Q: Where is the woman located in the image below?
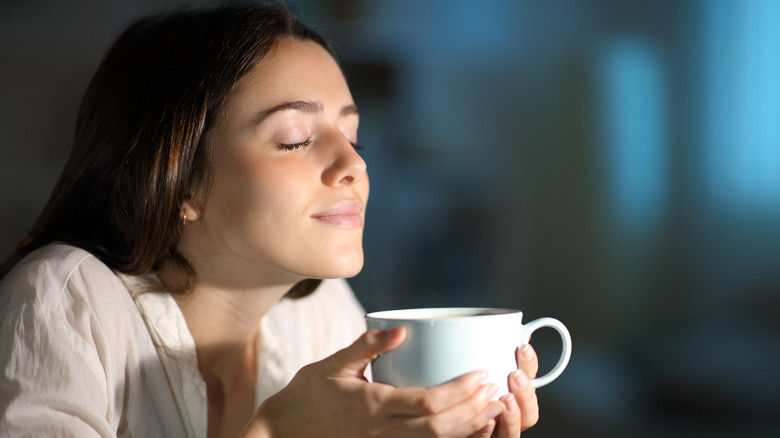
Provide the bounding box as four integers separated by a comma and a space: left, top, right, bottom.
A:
0, 2, 539, 437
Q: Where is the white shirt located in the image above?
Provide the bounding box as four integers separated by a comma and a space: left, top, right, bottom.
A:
0, 244, 367, 437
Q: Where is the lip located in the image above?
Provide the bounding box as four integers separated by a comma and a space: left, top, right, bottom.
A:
311, 200, 364, 229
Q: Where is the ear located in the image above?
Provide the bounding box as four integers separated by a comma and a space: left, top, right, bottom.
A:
180, 199, 202, 222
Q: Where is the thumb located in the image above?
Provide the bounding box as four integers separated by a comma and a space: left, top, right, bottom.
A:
324, 327, 407, 378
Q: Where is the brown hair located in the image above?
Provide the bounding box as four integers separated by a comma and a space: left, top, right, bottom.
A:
1, 2, 332, 297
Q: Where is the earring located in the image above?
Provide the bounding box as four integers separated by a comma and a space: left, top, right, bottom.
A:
182, 211, 187, 226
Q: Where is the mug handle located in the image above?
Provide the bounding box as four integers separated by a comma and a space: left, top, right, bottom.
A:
521, 317, 572, 388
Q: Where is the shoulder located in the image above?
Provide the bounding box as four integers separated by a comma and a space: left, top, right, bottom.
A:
0, 243, 141, 353
0, 243, 123, 313
0, 244, 156, 435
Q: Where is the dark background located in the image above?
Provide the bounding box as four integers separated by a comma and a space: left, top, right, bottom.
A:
2, 0, 779, 436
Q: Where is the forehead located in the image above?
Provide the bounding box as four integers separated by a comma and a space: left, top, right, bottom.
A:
230, 37, 351, 105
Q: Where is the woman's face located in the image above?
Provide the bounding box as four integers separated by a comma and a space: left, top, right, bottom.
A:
185, 38, 368, 287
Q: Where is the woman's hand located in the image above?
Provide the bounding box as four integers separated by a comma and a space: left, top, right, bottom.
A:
243, 328, 507, 437
476, 344, 540, 437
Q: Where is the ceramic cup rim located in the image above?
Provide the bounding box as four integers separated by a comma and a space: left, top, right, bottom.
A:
365, 307, 521, 321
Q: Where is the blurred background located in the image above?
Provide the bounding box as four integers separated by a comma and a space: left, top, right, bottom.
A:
1, 0, 779, 436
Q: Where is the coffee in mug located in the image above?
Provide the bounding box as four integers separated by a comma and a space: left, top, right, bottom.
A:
365, 307, 572, 395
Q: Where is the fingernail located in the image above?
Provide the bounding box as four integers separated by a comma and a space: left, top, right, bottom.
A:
486, 403, 503, 420
512, 370, 529, 390
470, 371, 489, 385
521, 344, 534, 361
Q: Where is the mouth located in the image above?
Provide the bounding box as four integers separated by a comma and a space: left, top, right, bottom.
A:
311, 200, 364, 229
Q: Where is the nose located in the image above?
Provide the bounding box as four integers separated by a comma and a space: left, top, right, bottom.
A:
321, 133, 367, 187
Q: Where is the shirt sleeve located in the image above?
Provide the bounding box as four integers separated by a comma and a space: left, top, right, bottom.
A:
0, 254, 119, 437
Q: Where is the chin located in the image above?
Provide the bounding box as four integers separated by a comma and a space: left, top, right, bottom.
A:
337, 264, 364, 279
314, 253, 364, 279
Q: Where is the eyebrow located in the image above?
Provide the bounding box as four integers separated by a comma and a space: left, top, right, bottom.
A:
251, 100, 359, 125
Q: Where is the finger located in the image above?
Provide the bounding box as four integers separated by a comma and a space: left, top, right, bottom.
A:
470, 419, 495, 438
443, 398, 504, 437
495, 393, 521, 438
323, 328, 407, 378
379, 370, 488, 416
515, 344, 539, 379
401, 385, 504, 437
508, 369, 539, 430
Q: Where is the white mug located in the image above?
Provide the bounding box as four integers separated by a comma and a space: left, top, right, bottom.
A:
365, 307, 572, 396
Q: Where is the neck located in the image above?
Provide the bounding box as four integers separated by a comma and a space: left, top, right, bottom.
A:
173, 279, 292, 378
159, 261, 297, 438
157, 258, 296, 383
163, 229, 306, 438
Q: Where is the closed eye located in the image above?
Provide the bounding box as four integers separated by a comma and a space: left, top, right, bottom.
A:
351, 142, 364, 150
278, 138, 313, 151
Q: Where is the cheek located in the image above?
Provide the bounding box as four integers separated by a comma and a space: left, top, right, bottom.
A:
235, 158, 317, 228
205, 144, 321, 234
254, 157, 311, 199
